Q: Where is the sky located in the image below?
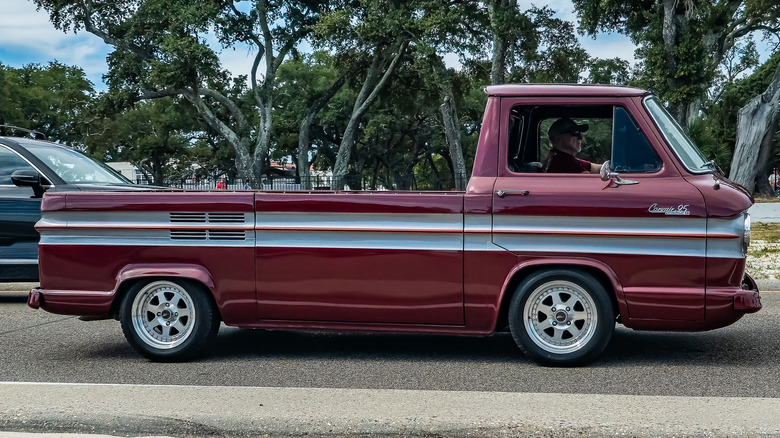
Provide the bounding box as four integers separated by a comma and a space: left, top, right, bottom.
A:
0, 0, 771, 91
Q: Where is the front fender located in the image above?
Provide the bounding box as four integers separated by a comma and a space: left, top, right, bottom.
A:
493, 257, 628, 329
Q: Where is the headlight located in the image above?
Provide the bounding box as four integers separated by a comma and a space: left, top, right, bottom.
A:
743, 213, 751, 255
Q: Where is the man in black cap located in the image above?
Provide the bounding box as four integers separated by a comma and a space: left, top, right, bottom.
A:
542, 118, 603, 174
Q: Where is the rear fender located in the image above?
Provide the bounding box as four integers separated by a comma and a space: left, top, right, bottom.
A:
111, 263, 216, 315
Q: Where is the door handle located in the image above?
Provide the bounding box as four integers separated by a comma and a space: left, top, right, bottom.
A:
496, 189, 529, 197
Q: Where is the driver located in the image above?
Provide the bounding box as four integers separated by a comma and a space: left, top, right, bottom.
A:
542, 118, 603, 174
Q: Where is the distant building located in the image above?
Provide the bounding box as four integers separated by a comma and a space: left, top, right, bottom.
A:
107, 162, 147, 184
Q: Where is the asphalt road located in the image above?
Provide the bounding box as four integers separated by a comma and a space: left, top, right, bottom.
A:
1, 291, 779, 437
0, 291, 778, 395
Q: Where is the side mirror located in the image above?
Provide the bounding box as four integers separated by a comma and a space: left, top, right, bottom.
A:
11, 169, 48, 198
599, 161, 639, 187
599, 160, 613, 181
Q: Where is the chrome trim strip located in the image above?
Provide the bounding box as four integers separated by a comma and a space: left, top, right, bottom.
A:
256, 212, 463, 233
706, 216, 747, 259
37, 211, 254, 231
36, 210, 745, 258
0, 259, 38, 264
256, 230, 463, 251
492, 215, 707, 238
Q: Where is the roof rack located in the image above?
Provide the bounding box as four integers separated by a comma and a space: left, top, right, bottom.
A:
0, 125, 47, 140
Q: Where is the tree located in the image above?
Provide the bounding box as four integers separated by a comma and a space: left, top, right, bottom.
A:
80, 96, 207, 185
729, 58, 780, 194
274, 52, 353, 189
586, 58, 631, 84
573, 0, 780, 127
315, 0, 417, 188
0, 62, 94, 143
33, 0, 324, 183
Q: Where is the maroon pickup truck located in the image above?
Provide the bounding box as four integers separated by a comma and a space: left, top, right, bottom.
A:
28, 84, 761, 366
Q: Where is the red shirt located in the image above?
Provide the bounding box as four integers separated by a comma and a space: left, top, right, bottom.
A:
543, 149, 591, 173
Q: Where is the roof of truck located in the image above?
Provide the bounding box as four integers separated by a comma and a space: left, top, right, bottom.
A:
484, 84, 650, 97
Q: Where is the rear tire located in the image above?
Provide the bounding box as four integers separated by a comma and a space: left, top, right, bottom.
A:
119, 279, 219, 362
509, 269, 614, 366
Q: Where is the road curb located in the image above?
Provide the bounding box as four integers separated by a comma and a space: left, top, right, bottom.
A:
1, 383, 780, 437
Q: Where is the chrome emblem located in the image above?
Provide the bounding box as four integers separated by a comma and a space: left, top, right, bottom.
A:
648, 203, 690, 216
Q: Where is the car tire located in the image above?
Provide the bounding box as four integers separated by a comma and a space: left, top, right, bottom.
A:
119, 279, 220, 362
508, 269, 614, 366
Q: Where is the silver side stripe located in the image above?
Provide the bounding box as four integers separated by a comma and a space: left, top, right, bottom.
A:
36, 211, 746, 258
707, 216, 748, 258
37, 211, 254, 230
256, 212, 464, 233
256, 230, 463, 251
492, 215, 709, 238
39, 229, 254, 247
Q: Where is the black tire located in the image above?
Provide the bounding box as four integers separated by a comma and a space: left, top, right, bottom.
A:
508, 269, 615, 366
119, 278, 220, 362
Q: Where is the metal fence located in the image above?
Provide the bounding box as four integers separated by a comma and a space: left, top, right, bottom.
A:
164, 173, 468, 191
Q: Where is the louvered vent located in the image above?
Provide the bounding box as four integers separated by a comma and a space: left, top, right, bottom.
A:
209, 230, 246, 240
169, 212, 244, 223
170, 230, 246, 241
208, 212, 245, 223
171, 230, 208, 240
170, 212, 207, 223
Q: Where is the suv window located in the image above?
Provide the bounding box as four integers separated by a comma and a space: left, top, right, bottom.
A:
0, 146, 35, 185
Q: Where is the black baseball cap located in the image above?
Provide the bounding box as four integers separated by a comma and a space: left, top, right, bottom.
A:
548, 118, 589, 139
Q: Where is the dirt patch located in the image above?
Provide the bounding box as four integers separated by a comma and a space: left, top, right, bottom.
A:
747, 222, 780, 280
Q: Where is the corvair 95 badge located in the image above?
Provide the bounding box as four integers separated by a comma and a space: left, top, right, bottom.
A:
648, 203, 691, 216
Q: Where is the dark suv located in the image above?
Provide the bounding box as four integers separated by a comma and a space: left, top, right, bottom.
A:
0, 134, 159, 281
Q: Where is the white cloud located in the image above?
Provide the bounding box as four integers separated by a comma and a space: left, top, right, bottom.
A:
0, 0, 110, 86
580, 34, 638, 65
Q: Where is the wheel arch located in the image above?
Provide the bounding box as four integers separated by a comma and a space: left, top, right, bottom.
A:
493, 259, 625, 332
109, 264, 220, 321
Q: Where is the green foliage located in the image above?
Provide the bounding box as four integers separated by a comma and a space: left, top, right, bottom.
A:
573, 0, 780, 124
0, 61, 94, 143
586, 58, 630, 85
19, 0, 776, 190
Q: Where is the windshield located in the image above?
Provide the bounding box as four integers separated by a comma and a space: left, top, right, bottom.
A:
643, 96, 711, 173
21, 141, 131, 184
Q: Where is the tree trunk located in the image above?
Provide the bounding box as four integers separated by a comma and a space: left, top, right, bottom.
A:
729, 62, 780, 194
297, 74, 350, 189
332, 41, 408, 189
488, 0, 511, 85
181, 89, 255, 182
440, 90, 468, 190
253, 96, 273, 184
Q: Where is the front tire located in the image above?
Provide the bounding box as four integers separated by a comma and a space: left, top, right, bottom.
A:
509, 269, 614, 366
120, 279, 220, 362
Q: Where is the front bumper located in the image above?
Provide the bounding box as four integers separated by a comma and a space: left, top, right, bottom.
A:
735, 274, 761, 313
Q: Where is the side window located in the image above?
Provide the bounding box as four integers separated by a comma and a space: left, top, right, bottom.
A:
611, 107, 661, 173
0, 146, 34, 185
508, 105, 612, 174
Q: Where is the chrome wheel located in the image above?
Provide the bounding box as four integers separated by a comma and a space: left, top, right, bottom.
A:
523, 280, 597, 355
130, 280, 196, 350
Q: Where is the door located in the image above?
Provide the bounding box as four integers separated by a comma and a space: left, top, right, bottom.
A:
0, 145, 42, 280
493, 101, 707, 321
